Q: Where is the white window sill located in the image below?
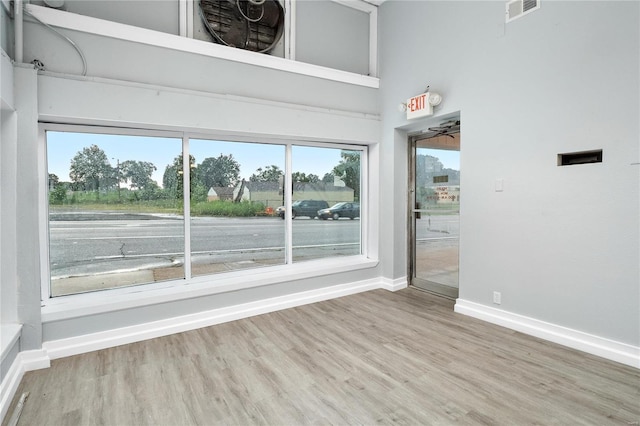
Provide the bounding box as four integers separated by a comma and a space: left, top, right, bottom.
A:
24, 4, 379, 89
41, 256, 378, 323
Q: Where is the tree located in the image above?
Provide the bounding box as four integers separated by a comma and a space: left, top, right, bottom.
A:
69, 144, 113, 197
120, 160, 157, 190
292, 172, 320, 183
322, 173, 335, 183
198, 154, 241, 189
162, 154, 196, 199
250, 165, 283, 182
48, 173, 59, 191
333, 151, 361, 200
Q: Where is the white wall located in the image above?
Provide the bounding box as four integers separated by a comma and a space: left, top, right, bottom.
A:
378, 1, 639, 346
14, 66, 42, 351
296, 1, 370, 75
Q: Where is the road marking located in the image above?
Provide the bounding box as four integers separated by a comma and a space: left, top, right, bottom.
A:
417, 237, 458, 242
75, 236, 182, 240
92, 242, 360, 260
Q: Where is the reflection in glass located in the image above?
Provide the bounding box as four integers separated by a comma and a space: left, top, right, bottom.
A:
47, 131, 184, 296
291, 146, 362, 262
414, 147, 460, 290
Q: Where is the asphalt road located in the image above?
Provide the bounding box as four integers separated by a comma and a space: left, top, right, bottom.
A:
48, 211, 459, 279
49, 212, 362, 278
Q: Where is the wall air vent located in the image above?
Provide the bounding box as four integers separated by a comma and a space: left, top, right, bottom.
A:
506, 0, 540, 23
558, 150, 603, 166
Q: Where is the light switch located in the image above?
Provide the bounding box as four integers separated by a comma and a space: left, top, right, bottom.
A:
495, 179, 504, 192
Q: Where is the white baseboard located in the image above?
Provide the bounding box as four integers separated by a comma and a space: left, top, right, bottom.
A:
455, 299, 640, 369
380, 276, 408, 292
3, 278, 396, 420
0, 350, 49, 422
43, 278, 385, 360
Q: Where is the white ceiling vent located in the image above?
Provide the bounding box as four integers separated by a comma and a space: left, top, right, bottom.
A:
506, 0, 540, 23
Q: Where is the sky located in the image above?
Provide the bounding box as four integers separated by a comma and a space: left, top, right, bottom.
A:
47, 131, 460, 187
47, 132, 348, 186
419, 148, 460, 171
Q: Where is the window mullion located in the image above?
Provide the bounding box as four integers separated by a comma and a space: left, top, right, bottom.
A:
183, 135, 192, 280
285, 143, 293, 264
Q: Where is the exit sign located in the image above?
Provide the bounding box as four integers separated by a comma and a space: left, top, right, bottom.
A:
406, 92, 440, 120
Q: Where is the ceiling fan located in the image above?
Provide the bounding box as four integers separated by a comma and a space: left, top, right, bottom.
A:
199, 0, 285, 54
427, 120, 461, 138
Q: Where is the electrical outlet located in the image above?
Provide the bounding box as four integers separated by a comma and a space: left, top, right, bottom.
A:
493, 291, 502, 305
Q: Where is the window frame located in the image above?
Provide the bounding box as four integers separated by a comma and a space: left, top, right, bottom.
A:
39, 123, 373, 317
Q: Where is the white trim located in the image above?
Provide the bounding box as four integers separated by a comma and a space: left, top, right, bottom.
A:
0, 325, 21, 363
24, 4, 379, 89
0, 354, 23, 422
0, 350, 49, 422
379, 276, 408, 292
284, 0, 295, 60
42, 256, 378, 322
284, 144, 293, 264
455, 299, 640, 369
178, 0, 187, 37
43, 279, 384, 360
182, 135, 192, 279
368, 7, 378, 77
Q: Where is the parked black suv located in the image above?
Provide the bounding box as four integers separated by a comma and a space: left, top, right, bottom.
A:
277, 200, 328, 219
318, 202, 360, 220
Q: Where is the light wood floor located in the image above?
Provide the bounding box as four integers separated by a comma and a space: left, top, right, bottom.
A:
4, 288, 640, 425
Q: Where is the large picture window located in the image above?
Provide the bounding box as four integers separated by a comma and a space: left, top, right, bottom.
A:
291, 146, 362, 262
189, 139, 286, 277
45, 128, 366, 298
47, 131, 184, 296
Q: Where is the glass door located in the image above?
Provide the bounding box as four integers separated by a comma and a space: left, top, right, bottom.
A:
409, 132, 460, 298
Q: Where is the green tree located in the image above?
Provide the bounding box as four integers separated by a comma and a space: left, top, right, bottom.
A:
48, 173, 59, 191
198, 154, 241, 189
322, 172, 335, 183
120, 160, 157, 190
333, 151, 361, 200
250, 165, 283, 182
292, 172, 320, 183
69, 144, 113, 198
162, 154, 196, 199
48, 174, 67, 204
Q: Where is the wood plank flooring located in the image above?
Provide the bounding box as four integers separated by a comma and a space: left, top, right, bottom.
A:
4, 288, 640, 425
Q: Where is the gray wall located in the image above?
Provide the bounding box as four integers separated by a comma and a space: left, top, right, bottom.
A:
296, 1, 370, 75
28, 0, 368, 74
31, 0, 180, 35
378, 1, 639, 345
23, 21, 377, 115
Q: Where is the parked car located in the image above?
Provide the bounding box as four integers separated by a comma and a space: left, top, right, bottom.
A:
277, 200, 328, 219
318, 202, 360, 220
